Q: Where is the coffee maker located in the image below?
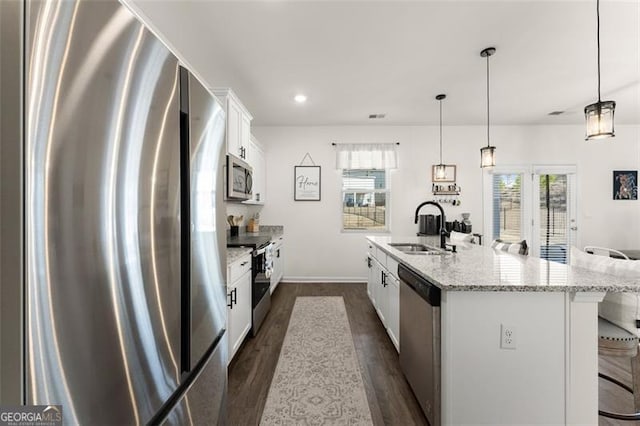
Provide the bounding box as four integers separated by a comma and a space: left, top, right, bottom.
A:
418, 214, 441, 235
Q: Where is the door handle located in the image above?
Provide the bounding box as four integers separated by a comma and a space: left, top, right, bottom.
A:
232, 288, 237, 306
227, 291, 233, 309
367, 257, 371, 268
570, 226, 577, 231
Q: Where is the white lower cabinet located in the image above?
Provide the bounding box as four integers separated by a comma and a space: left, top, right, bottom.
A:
387, 274, 400, 351
366, 256, 375, 303
366, 243, 400, 352
227, 254, 252, 363
373, 259, 388, 325
270, 236, 284, 294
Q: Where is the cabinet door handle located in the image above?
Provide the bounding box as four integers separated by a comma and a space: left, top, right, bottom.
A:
231, 288, 237, 306
277, 249, 280, 258
382, 272, 387, 287
367, 257, 372, 268
240, 261, 248, 266
227, 291, 233, 309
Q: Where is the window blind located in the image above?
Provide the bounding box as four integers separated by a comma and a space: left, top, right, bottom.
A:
538, 174, 569, 264
492, 174, 522, 242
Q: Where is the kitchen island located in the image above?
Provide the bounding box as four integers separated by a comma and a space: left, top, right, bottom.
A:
367, 235, 638, 426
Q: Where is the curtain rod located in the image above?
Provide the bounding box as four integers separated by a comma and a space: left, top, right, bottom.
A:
331, 142, 400, 146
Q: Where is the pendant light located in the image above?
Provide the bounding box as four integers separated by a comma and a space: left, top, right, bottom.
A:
433, 94, 448, 181
480, 47, 497, 169
584, 0, 615, 140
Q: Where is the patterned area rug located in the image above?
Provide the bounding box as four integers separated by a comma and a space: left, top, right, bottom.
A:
260, 296, 373, 425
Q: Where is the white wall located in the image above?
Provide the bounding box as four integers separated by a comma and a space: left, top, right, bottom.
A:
225, 202, 262, 232
254, 124, 640, 281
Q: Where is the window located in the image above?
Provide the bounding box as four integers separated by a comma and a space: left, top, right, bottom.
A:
342, 169, 389, 231
491, 173, 523, 242
532, 167, 576, 264
484, 165, 577, 264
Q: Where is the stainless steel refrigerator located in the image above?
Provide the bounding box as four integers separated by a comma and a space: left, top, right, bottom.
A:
0, 0, 228, 424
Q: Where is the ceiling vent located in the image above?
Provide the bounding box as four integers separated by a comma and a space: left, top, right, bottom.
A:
548, 111, 565, 116
368, 113, 386, 119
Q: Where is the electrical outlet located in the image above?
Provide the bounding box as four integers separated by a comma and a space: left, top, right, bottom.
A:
500, 324, 516, 349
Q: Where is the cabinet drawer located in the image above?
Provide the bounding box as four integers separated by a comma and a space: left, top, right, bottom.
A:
386, 256, 399, 280
229, 254, 251, 283
366, 240, 377, 259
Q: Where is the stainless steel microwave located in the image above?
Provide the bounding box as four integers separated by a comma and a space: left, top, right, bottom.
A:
227, 154, 253, 200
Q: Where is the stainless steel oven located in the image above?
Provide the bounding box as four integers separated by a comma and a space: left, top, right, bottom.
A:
227, 154, 252, 200
251, 242, 273, 335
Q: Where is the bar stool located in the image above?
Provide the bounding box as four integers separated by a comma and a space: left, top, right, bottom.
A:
598, 317, 640, 421
571, 246, 640, 420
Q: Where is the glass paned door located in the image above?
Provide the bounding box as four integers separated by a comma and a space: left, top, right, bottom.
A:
491, 174, 523, 242
532, 168, 577, 263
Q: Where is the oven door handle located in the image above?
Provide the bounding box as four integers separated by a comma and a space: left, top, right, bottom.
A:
254, 243, 273, 256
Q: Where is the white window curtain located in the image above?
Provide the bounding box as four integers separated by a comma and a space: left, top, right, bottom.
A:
335, 143, 398, 170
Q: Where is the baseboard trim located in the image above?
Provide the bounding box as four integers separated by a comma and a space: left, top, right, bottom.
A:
281, 276, 367, 284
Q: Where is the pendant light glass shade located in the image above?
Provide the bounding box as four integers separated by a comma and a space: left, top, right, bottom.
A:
433, 94, 448, 182
480, 145, 496, 168
585, 100, 615, 139
434, 164, 447, 180
480, 47, 497, 169
584, 0, 615, 140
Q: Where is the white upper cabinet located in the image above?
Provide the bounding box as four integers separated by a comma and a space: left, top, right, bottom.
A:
212, 88, 252, 161
243, 135, 266, 205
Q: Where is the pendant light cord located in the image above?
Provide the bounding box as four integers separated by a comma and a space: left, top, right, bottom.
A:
439, 98, 443, 164
486, 53, 490, 148
597, 0, 601, 102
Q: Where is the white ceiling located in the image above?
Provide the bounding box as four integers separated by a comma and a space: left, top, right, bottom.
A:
128, 0, 640, 126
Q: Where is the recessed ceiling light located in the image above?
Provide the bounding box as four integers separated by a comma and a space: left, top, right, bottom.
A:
294, 94, 307, 103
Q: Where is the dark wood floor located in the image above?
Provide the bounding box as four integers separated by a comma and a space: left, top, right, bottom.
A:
228, 282, 428, 426
228, 282, 638, 425
600, 355, 640, 426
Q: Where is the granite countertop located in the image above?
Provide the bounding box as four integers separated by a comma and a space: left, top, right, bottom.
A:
367, 235, 640, 293
227, 247, 252, 265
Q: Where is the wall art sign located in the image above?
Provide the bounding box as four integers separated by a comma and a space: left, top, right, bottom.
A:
294, 166, 321, 201
613, 170, 638, 200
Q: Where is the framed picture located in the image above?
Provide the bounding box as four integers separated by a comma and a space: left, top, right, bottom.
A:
613, 170, 638, 200
294, 166, 321, 201
432, 164, 456, 182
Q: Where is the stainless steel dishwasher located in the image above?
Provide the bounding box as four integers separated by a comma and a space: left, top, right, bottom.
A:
399, 263, 441, 426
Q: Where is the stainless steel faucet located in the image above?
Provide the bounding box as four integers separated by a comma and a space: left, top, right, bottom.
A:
414, 201, 449, 249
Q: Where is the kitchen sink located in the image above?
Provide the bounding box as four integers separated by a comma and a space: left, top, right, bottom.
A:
389, 243, 449, 255
389, 243, 430, 251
